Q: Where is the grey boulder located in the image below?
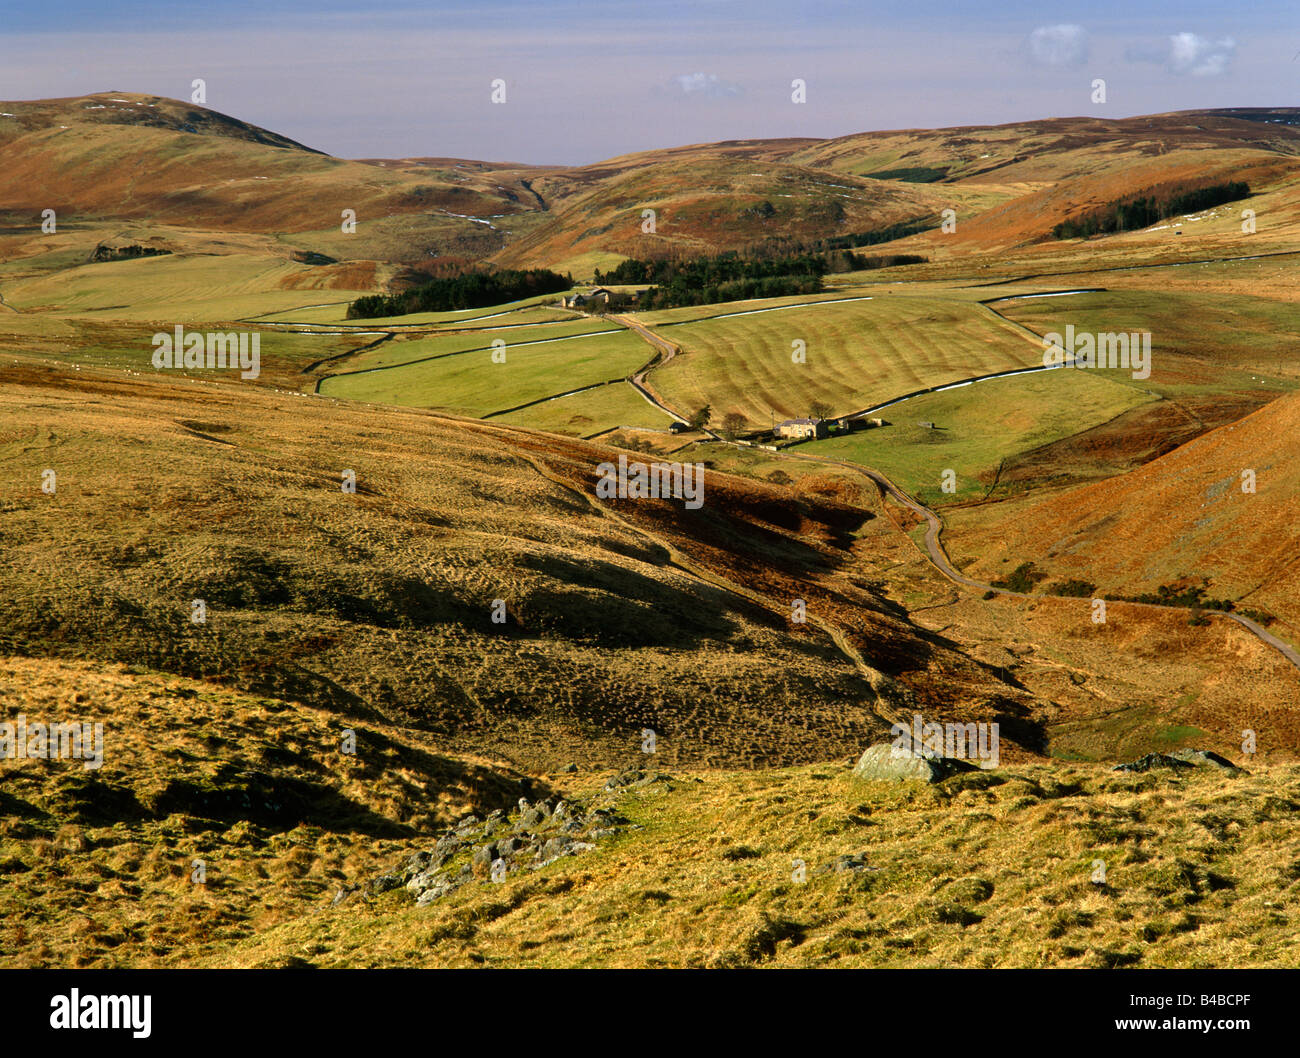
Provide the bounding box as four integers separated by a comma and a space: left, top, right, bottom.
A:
851, 742, 979, 784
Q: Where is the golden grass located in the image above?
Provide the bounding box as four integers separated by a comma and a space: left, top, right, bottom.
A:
203, 758, 1300, 968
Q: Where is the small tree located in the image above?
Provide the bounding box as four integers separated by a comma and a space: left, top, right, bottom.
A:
721, 412, 747, 439
689, 404, 712, 430
809, 400, 834, 421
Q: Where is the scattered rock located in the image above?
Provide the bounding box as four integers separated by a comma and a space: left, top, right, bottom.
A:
1169, 748, 1243, 772
367, 790, 631, 907
604, 769, 674, 791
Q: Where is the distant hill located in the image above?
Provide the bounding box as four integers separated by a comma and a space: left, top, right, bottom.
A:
4, 95, 1298, 275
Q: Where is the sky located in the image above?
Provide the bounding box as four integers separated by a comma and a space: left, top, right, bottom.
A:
0, 0, 1294, 164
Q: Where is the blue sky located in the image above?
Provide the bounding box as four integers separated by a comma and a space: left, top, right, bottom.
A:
0, 0, 1294, 163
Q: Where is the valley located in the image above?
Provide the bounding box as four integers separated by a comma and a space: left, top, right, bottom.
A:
3, 90, 1300, 970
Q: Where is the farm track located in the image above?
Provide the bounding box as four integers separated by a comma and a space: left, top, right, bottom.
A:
616, 305, 1300, 676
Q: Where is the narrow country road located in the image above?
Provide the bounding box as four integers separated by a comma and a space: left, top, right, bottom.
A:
611, 313, 690, 425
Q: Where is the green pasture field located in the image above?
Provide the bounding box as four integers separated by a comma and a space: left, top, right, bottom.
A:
317, 328, 652, 415
495, 381, 673, 436
805, 368, 1154, 505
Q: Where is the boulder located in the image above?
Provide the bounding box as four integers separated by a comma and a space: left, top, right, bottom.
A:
851, 742, 978, 784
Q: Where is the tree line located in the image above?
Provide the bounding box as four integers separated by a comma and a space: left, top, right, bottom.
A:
346, 268, 573, 319
1053, 181, 1250, 240
594, 252, 827, 310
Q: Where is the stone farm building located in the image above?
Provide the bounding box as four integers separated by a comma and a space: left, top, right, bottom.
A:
775, 418, 829, 440
562, 287, 614, 309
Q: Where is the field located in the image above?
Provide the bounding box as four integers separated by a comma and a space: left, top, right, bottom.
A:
0, 250, 378, 321
805, 368, 1155, 506
643, 292, 1045, 427
317, 326, 650, 414
495, 382, 673, 436
992, 288, 1300, 396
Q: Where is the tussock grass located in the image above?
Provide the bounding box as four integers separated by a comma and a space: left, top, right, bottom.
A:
198, 758, 1300, 968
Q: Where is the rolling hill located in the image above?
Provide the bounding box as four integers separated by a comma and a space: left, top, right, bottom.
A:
6, 93, 1299, 287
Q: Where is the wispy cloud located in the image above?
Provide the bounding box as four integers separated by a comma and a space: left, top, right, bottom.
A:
1026, 24, 1088, 67
1127, 32, 1237, 76
673, 73, 743, 98
1168, 32, 1236, 76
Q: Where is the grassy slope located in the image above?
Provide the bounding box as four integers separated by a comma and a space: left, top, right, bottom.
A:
3, 359, 963, 773
213, 758, 1300, 969
0, 655, 535, 969
946, 386, 1300, 638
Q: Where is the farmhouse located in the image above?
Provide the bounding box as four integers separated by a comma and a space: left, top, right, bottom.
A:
561, 287, 615, 309
775, 418, 828, 440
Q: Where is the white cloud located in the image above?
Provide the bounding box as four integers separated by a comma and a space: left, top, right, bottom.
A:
1027, 24, 1088, 67
1167, 32, 1236, 76
673, 72, 742, 98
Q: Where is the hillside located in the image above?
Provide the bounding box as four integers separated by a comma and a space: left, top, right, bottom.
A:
0, 92, 541, 267
950, 388, 1300, 639
5, 659, 1297, 970
4, 91, 1300, 975
2, 355, 1031, 771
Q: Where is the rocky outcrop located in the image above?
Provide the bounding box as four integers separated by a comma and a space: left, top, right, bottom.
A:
1113, 748, 1244, 775
344, 786, 655, 908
